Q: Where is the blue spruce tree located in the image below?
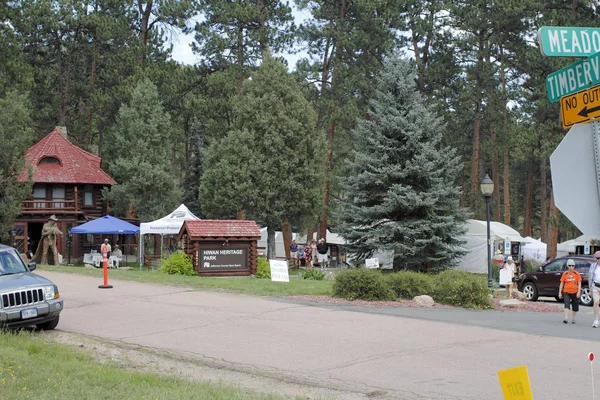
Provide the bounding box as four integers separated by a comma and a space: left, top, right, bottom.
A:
336, 57, 467, 271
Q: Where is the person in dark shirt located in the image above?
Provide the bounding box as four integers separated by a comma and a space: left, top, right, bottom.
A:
316, 238, 328, 269
289, 239, 299, 268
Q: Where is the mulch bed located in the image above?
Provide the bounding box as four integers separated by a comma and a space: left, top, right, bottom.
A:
286, 295, 562, 312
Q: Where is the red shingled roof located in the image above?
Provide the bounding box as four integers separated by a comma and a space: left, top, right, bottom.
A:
18, 129, 116, 185
182, 220, 261, 239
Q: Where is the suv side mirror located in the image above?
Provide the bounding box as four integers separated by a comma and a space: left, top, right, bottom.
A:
28, 261, 37, 271
539, 266, 543, 271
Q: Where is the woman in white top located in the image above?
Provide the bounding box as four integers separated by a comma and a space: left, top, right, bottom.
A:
500, 256, 516, 298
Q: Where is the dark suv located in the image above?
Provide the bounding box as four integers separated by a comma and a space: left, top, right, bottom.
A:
0, 244, 63, 329
517, 255, 595, 306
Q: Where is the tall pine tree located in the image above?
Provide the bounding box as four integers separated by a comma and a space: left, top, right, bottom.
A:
335, 57, 467, 271
103, 79, 182, 221
199, 55, 326, 258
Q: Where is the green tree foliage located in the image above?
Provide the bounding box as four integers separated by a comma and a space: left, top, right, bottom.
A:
103, 79, 182, 221
335, 58, 467, 271
194, 0, 295, 83
199, 55, 326, 257
0, 92, 35, 243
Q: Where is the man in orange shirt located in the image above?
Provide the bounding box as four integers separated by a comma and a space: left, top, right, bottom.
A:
558, 259, 582, 324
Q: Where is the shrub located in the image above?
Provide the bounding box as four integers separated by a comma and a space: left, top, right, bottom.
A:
386, 271, 434, 299
159, 252, 195, 276
430, 270, 491, 309
256, 258, 271, 279
301, 268, 325, 280
332, 268, 395, 301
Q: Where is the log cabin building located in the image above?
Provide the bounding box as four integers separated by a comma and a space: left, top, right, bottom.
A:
11, 127, 117, 261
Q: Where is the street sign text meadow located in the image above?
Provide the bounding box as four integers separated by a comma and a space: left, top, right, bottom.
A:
539, 27, 600, 57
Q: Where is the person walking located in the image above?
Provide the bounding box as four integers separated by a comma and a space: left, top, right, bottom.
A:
289, 239, 299, 268
316, 238, 328, 269
500, 256, 517, 298
589, 251, 600, 327
558, 259, 582, 324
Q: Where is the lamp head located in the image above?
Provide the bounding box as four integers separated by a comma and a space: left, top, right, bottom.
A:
480, 174, 494, 196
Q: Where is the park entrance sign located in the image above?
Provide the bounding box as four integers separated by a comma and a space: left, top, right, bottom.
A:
538, 27, 600, 57
550, 122, 600, 236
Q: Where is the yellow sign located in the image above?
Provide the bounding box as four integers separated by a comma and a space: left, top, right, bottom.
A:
497, 365, 533, 400
561, 85, 600, 128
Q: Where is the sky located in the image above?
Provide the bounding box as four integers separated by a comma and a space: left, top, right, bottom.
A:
168, 2, 311, 69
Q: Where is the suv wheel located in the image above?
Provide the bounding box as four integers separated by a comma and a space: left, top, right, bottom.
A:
522, 282, 539, 301
581, 286, 593, 307
36, 316, 59, 331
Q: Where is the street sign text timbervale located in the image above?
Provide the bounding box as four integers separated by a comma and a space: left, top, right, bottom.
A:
560, 84, 600, 128
546, 51, 600, 103
538, 26, 600, 57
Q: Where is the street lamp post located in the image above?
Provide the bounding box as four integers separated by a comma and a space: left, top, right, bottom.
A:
480, 174, 494, 288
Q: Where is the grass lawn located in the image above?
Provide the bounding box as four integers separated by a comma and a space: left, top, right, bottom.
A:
0, 331, 284, 400
36, 264, 334, 297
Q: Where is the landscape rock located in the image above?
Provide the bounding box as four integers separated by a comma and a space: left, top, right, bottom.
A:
511, 291, 527, 301
499, 299, 524, 308
119, 266, 134, 271
413, 295, 435, 307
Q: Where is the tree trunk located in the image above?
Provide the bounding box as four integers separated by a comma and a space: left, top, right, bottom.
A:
318, 0, 346, 241
503, 147, 510, 225
267, 226, 276, 260
523, 165, 534, 236
540, 166, 548, 243
491, 126, 501, 221
281, 219, 292, 259
257, 0, 267, 57
139, 1, 152, 72
547, 189, 559, 259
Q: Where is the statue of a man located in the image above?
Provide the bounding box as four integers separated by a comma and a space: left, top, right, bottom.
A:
34, 215, 63, 265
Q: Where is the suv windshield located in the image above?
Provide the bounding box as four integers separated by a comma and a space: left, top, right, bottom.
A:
0, 250, 28, 276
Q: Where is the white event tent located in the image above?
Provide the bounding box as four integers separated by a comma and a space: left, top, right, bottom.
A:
557, 235, 600, 257
455, 219, 530, 274
138, 204, 200, 269
521, 237, 547, 264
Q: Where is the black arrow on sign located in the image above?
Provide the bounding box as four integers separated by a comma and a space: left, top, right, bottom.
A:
578, 105, 600, 117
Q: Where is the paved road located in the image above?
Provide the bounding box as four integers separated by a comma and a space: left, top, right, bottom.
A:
37, 271, 600, 399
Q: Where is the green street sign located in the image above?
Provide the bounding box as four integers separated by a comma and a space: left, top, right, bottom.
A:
546, 51, 600, 103
539, 26, 600, 57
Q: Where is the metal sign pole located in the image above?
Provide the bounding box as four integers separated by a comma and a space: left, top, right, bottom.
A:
593, 120, 600, 204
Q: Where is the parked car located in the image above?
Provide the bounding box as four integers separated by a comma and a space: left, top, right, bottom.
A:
517, 255, 595, 306
0, 244, 63, 329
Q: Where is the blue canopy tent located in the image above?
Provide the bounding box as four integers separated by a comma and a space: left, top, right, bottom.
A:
71, 215, 140, 234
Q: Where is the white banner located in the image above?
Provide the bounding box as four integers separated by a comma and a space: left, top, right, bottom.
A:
365, 258, 379, 269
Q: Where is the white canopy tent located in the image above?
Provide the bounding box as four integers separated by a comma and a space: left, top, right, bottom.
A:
557, 235, 600, 257
454, 220, 530, 274
258, 228, 347, 259
138, 204, 200, 269
521, 237, 547, 264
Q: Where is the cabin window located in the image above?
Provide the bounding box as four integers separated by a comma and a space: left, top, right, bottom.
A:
33, 185, 46, 208
84, 185, 94, 207
52, 185, 65, 209
39, 156, 61, 165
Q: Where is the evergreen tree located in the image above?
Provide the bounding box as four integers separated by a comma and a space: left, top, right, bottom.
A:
0, 92, 35, 243
199, 55, 326, 258
103, 79, 182, 221
335, 58, 467, 271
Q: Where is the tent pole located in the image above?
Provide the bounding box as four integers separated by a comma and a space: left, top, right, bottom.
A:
139, 234, 143, 271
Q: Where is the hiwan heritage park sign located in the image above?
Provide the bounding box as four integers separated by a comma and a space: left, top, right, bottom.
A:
178, 219, 261, 276
541, 26, 600, 235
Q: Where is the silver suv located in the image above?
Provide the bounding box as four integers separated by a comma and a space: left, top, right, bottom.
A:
0, 244, 63, 329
